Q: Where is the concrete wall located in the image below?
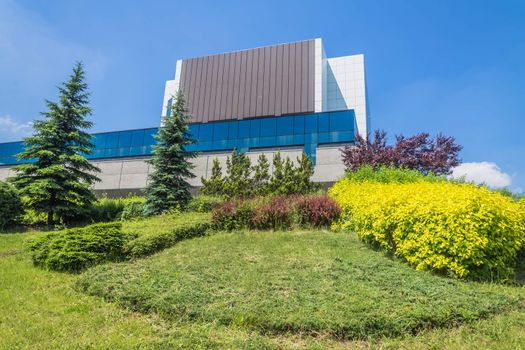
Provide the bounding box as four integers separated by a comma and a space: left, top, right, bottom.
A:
0, 146, 348, 196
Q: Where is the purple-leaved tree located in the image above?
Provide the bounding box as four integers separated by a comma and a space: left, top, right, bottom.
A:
341, 130, 462, 175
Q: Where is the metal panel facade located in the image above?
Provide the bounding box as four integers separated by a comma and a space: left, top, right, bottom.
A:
179, 40, 315, 123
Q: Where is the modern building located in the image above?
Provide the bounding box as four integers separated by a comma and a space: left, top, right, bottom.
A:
0, 38, 369, 196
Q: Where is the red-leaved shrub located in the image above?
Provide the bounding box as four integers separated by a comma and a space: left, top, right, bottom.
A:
252, 195, 295, 230
212, 194, 340, 231
295, 195, 341, 228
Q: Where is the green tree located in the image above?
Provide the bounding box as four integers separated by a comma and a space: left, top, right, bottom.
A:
10, 62, 100, 225
223, 149, 251, 198
295, 152, 318, 194
268, 152, 285, 195
201, 158, 224, 196
252, 154, 270, 195
143, 90, 197, 215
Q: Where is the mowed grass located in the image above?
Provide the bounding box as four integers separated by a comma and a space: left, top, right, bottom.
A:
2, 217, 525, 349
78, 230, 520, 340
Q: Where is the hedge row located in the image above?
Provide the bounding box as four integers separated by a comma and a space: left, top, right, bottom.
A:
330, 178, 525, 281
211, 195, 341, 231
29, 215, 210, 272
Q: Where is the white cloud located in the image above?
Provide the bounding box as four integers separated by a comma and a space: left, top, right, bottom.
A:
451, 162, 512, 188
0, 115, 33, 136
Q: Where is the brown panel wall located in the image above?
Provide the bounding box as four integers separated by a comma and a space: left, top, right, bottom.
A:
179, 39, 315, 123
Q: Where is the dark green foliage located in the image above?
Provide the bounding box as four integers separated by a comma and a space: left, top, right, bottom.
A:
222, 150, 252, 198
9, 62, 100, 225
29, 222, 128, 272
87, 196, 145, 223
144, 90, 196, 215
187, 195, 223, 212
200, 158, 224, 196
295, 152, 319, 194
251, 154, 270, 195
0, 181, 23, 231
77, 231, 517, 340
124, 222, 209, 258
89, 197, 126, 223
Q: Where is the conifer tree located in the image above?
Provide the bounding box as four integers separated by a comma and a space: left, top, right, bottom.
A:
252, 154, 270, 195
281, 157, 297, 195
268, 152, 285, 195
143, 90, 196, 215
201, 158, 224, 196
295, 152, 318, 194
222, 149, 251, 198
10, 62, 100, 225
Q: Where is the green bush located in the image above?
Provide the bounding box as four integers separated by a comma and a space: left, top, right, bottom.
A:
187, 195, 223, 212
120, 196, 146, 221
346, 165, 445, 183
29, 222, 130, 272
125, 222, 209, 258
89, 197, 126, 222
0, 181, 23, 231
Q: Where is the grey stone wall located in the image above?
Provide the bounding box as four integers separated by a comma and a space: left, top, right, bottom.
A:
0, 146, 347, 196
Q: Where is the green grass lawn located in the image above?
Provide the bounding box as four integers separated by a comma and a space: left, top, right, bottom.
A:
2, 217, 525, 349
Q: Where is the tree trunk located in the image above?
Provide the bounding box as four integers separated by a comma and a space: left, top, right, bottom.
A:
47, 211, 53, 226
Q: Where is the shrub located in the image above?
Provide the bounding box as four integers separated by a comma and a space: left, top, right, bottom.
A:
0, 181, 23, 231
212, 194, 341, 231
341, 129, 462, 175
252, 196, 295, 230
29, 222, 129, 272
187, 195, 223, 212
295, 195, 341, 228
120, 196, 146, 221
124, 222, 209, 258
330, 178, 525, 281
211, 201, 254, 231
346, 165, 444, 184
89, 197, 126, 222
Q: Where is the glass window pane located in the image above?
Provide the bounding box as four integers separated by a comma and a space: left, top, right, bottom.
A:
105, 133, 119, 149
260, 118, 276, 137
238, 120, 250, 138
318, 113, 329, 133
305, 114, 317, 133
250, 119, 260, 138
213, 122, 229, 141
294, 115, 305, 134
277, 116, 294, 136
188, 124, 200, 139
228, 121, 238, 140
199, 124, 213, 141
130, 130, 145, 147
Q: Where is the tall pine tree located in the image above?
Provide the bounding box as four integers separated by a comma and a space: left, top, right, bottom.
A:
252, 154, 270, 195
10, 62, 100, 225
144, 90, 196, 215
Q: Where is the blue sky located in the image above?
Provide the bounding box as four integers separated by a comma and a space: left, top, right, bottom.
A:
0, 0, 524, 192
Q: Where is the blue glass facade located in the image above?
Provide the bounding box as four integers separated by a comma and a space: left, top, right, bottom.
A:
0, 110, 354, 166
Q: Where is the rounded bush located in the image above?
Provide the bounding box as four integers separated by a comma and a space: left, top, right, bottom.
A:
0, 181, 23, 231
330, 178, 525, 280
295, 195, 341, 228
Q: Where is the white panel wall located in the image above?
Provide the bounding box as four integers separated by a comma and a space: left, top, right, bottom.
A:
325, 54, 368, 139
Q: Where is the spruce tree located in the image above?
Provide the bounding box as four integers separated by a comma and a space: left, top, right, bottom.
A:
201, 158, 224, 196
295, 152, 318, 194
252, 154, 270, 195
9, 62, 100, 225
222, 149, 251, 198
143, 90, 196, 215
268, 152, 285, 195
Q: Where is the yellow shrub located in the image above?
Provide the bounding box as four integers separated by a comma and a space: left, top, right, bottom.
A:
329, 179, 525, 280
